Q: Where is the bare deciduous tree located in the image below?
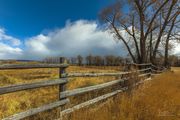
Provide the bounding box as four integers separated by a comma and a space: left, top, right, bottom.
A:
77, 55, 83, 66
100, 0, 179, 65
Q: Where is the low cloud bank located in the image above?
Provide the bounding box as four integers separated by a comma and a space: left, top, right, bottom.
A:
21, 20, 125, 60
0, 20, 179, 60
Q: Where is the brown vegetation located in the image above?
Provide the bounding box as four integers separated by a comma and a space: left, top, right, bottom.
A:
0, 66, 121, 119
65, 68, 180, 120
0, 66, 179, 120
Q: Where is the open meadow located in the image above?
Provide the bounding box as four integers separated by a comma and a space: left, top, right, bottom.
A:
0, 65, 122, 119
0, 0, 179, 120
0, 65, 179, 120
66, 67, 180, 120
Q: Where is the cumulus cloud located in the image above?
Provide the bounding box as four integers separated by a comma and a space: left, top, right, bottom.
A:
0, 43, 22, 59
0, 28, 21, 46
21, 20, 124, 60
0, 28, 23, 59
0, 20, 179, 60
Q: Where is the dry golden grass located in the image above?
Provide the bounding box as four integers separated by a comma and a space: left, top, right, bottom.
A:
0, 66, 179, 120
0, 65, 121, 119
67, 68, 180, 120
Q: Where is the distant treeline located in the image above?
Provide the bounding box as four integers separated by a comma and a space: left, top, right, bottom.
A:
43, 54, 180, 67
43, 55, 131, 66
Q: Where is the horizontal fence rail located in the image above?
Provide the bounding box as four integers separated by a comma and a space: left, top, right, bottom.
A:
60, 89, 127, 117
3, 99, 69, 120
60, 79, 126, 99
138, 73, 151, 77
131, 63, 152, 66
0, 63, 167, 120
59, 77, 153, 118
0, 78, 68, 95
137, 68, 151, 72
67, 72, 130, 77
0, 64, 68, 70
67, 68, 152, 78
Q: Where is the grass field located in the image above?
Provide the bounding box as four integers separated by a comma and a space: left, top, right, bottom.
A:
66, 68, 180, 120
0, 66, 179, 120
0, 65, 121, 119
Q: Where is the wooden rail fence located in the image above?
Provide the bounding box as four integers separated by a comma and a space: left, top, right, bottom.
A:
0, 63, 166, 120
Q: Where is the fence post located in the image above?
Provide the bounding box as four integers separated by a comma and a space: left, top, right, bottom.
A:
148, 64, 152, 78
58, 65, 68, 120
59, 66, 67, 100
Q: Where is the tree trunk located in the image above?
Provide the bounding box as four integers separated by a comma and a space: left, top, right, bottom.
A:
150, 31, 153, 63
164, 14, 178, 67
164, 39, 170, 67
152, 0, 176, 61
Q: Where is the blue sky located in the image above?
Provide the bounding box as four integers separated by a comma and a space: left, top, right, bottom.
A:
0, 0, 128, 60
0, 0, 179, 60
0, 0, 115, 39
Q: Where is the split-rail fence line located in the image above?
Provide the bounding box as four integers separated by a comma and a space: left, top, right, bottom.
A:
0, 63, 166, 120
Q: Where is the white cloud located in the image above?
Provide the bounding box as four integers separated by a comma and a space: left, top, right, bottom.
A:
174, 43, 180, 55
0, 43, 23, 59
0, 20, 179, 60
0, 28, 23, 59
0, 28, 21, 46
21, 20, 124, 60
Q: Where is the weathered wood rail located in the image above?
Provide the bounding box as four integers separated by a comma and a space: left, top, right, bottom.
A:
0, 64, 68, 70
0, 63, 166, 120
60, 79, 126, 99
0, 78, 68, 95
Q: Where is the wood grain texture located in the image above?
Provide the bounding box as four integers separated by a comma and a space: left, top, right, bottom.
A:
67, 72, 131, 77
60, 89, 125, 116
60, 79, 126, 99
3, 99, 69, 120
0, 64, 68, 70
0, 78, 68, 95
67, 68, 151, 77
